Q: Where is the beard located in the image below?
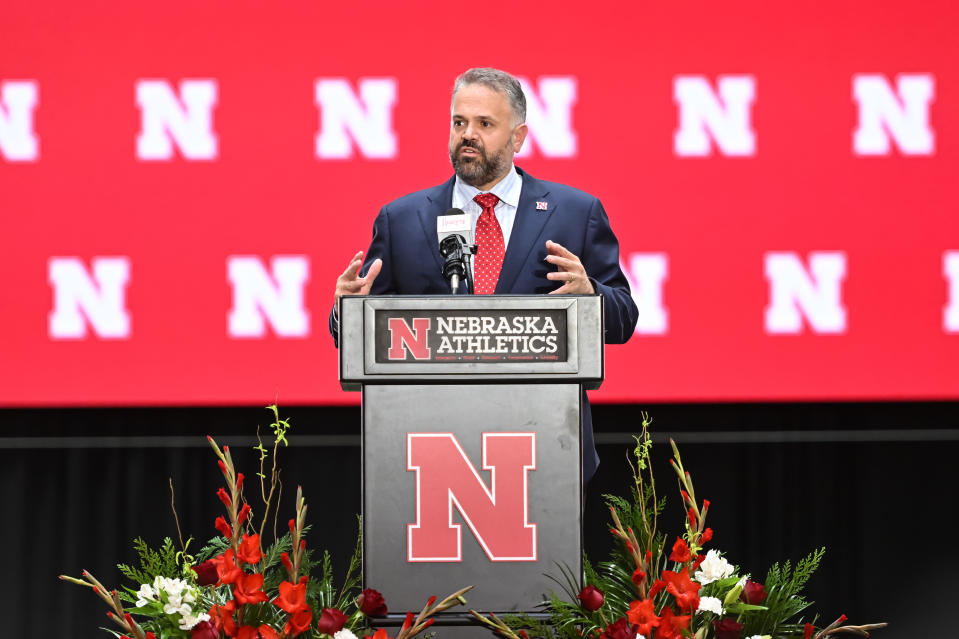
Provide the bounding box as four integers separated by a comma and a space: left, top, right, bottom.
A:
449, 139, 511, 188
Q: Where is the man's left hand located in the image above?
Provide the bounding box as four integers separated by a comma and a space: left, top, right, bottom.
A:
545, 240, 595, 294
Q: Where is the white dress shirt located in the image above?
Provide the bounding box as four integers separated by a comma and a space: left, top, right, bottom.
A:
452, 164, 523, 249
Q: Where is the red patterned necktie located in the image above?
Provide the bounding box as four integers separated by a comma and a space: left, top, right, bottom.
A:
473, 192, 504, 294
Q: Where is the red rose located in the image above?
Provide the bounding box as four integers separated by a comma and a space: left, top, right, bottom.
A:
191, 621, 218, 639
713, 617, 744, 639
284, 607, 313, 637
577, 585, 604, 612
316, 608, 349, 635
598, 617, 637, 639
192, 560, 219, 587
741, 579, 768, 605
358, 588, 388, 616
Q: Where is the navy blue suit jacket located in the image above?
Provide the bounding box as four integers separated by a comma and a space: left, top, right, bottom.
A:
330, 168, 638, 481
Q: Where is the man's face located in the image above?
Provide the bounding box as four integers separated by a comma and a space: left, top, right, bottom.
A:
448, 83, 528, 191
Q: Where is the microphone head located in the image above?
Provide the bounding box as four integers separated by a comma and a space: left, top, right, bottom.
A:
437, 207, 472, 249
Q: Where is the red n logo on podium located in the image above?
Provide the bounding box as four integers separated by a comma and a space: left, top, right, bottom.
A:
407, 433, 537, 562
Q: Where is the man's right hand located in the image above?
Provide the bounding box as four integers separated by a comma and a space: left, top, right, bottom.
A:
334, 251, 382, 307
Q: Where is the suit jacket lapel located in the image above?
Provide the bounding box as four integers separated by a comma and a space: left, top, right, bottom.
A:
496, 169, 553, 293
416, 176, 457, 275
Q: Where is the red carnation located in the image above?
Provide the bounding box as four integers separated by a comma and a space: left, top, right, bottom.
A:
713, 617, 744, 639
669, 537, 691, 563
741, 579, 768, 605
358, 588, 388, 616
316, 607, 349, 635
577, 585, 604, 612
191, 560, 219, 586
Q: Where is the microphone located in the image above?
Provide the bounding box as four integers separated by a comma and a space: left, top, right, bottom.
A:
437, 208, 473, 294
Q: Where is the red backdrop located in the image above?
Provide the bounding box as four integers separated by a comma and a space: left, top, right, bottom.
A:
2, 1, 957, 406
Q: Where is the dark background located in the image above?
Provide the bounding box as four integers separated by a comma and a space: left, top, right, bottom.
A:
3, 401, 955, 638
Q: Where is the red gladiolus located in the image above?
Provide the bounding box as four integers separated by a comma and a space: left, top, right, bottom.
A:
687, 507, 697, 530
577, 585, 604, 611
238, 625, 280, 639
401, 611, 415, 631
233, 572, 269, 605
648, 579, 666, 598
289, 519, 296, 537
669, 537, 691, 563
701, 528, 714, 543
626, 599, 661, 636
217, 460, 227, 475
191, 620, 218, 639
364, 629, 390, 639
212, 550, 243, 585
654, 608, 690, 639
191, 560, 219, 586
215, 516, 233, 539
281, 551, 294, 575
741, 579, 768, 605
237, 503, 251, 525
236, 472, 245, 491
209, 601, 237, 636
275, 576, 309, 613
218, 487, 232, 509
804, 623, 815, 639
631, 568, 645, 587
598, 617, 637, 639
316, 608, 349, 635
703, 499, 710, 510
285, 607, 313, 637
713, 617, 744, 639
238, 533, 262, 565
358, 588, 388, 616
661, 567, 701, 613
692, 554, 706, 571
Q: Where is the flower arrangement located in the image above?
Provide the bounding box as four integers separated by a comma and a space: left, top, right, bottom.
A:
471, 415, 887, 639
61, 405, 470, 639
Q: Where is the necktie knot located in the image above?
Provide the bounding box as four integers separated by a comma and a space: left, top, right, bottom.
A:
474, 193, 500, 210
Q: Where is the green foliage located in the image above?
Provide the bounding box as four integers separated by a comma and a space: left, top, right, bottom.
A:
743, 547, 825, 638
117, 537, 183, 586
194, 535, 230, 564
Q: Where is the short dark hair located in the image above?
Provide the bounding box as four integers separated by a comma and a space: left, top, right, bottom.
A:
452, 67, 526, 126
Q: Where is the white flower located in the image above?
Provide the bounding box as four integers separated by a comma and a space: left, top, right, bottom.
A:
635, 635, 647, 639
745, 636, 771, 639
135, 583, 156, 607
694, 549, 735, 585
335, 630, 359, 639
179, 611, 211, 630
696, 596, 724, 615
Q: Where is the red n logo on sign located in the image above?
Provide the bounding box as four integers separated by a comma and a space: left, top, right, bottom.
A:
388, 317, 431, 360
407, 433, 537, 562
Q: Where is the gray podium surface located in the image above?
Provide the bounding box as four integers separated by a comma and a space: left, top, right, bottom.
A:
339, 295, 603, 631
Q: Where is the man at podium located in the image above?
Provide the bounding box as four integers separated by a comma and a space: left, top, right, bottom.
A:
329, 67, 638, 482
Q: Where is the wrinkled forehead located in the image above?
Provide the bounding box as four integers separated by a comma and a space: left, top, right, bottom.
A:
450, 83, 519, 123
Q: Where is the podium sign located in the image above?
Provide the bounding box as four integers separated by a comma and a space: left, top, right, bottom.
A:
339, 295, 603, 616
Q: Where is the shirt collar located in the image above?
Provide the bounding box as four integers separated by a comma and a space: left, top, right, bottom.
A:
454, 164, 522, 208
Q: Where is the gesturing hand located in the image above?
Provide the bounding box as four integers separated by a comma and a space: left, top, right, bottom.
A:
334, 251, 382, 306
545, 240, 595, 294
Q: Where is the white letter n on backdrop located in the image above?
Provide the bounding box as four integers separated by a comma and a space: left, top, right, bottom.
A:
515, 77, 577, 158
853, 74, 934, 156
0, 80, 39, 161
315, 78, 398, 159
673, 75, 756, 157
764, 252, 847, 334
136, 79, 219, 160
48, 257, 132, 339
227, 256, 310, 338
944, 251, 959, 333
621, 252, 668, 335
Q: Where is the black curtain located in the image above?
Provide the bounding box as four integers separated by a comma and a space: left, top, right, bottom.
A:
3, 402, 955, 638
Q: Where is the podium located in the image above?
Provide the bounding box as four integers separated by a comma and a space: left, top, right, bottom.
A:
339, 295, 604, 628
